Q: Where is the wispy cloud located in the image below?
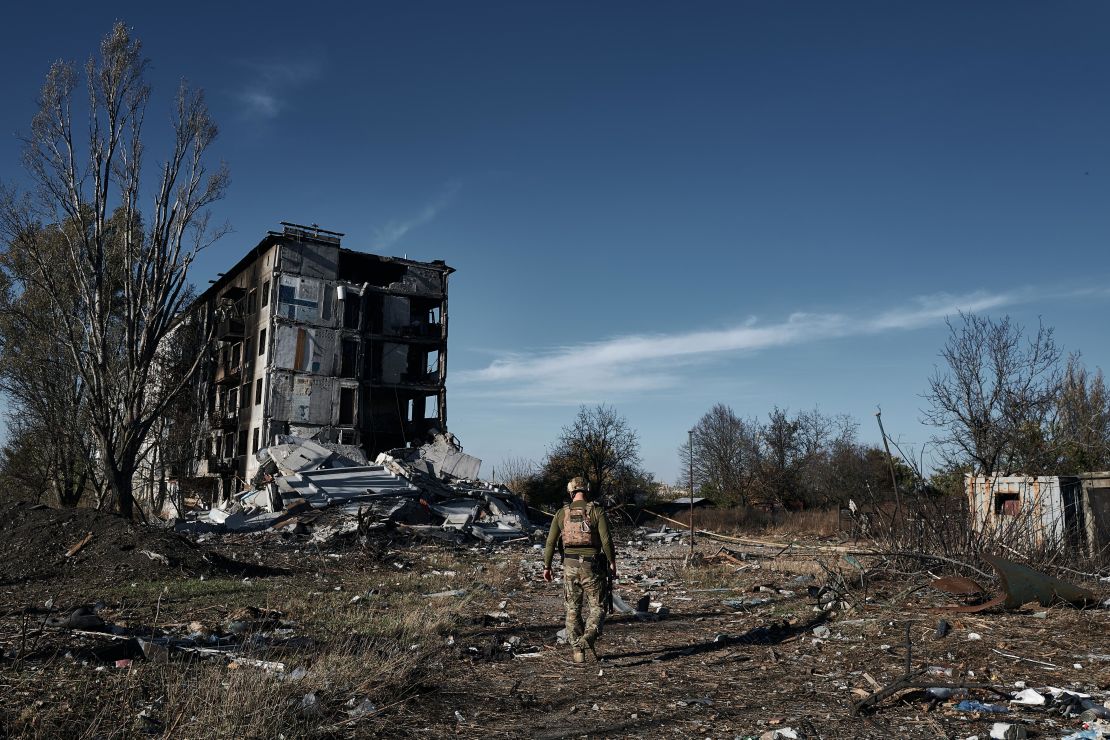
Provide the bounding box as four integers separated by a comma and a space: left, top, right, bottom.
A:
235, 58, 323, 119
375, 183, 461, 250
456, 290, 1021, 404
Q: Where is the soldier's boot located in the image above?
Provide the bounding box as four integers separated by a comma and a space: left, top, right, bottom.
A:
572, 648, 585, 664
584, 633, 599, 662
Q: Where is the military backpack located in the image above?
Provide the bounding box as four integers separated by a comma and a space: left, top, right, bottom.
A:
561, 503, 598, 548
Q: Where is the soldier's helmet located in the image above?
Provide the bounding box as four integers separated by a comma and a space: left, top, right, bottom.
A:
567, 477, 590, 496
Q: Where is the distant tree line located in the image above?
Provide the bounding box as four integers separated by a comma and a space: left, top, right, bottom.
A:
675, 404, 914, 510
502, 309, 1110, 515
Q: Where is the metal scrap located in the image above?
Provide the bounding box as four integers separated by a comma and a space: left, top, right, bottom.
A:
982, 554, 1098, 609
930, 575, 986, 596
936, 555, 1097, 612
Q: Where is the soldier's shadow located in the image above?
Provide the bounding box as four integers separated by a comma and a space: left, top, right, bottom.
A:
602, 613, 828, 667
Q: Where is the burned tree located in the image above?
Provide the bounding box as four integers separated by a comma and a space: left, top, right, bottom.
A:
0, 23, 227, 517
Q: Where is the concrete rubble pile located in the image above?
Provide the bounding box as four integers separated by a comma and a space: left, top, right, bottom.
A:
183, 432, 537, 544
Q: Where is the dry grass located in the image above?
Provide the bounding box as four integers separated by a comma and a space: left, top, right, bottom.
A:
0, 546, 507, 738
3, 630, 438, 739
668, 506, 844, 538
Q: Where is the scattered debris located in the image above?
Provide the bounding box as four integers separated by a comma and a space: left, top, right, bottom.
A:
181, 434, 536, 546
955, 699, 1010, 714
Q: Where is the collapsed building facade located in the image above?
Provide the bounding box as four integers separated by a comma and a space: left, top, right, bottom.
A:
181, 222, 454, 500
966, 473, 1110, 557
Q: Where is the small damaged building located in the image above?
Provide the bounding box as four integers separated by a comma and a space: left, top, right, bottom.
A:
966, 473, 1110, 557
184, 222, 454, 499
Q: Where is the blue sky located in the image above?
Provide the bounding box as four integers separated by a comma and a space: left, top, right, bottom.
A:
1, 2, 1108, 483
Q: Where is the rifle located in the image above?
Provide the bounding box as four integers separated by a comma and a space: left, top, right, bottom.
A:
596, 552, 614, 614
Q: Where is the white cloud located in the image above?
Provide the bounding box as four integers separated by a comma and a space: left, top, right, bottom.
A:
235, 59, 323, 119
455, 290, 1023, 404
375, 182, 461, 249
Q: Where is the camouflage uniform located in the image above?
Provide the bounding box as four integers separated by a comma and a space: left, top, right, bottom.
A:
543, 497, 615, 659
562, 556, 604, 650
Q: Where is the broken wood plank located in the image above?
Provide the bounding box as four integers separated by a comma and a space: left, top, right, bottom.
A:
66, 532, 93, 557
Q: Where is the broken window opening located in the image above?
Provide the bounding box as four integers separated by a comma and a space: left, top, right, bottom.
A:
227, 388, 238, 412
237, 429, 248, 458
338, 387, 355, 425
424, 395, 438, 419
343, 293, 361, 330
252, 427, 260, 454
405, 398, 414, 423
230, 343, 241, 367
258, 328, 267, 357
255, 378, 263, 405
261, 279, 271, 310
994, 493, 1021, 516
340, 338, 359, 378
426, 349, 440, 376
247, 288, 257, 315
364, 295, 384, 334
337, 252, 407, 287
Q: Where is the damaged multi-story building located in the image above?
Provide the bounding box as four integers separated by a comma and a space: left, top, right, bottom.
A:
180, 222, 454, 500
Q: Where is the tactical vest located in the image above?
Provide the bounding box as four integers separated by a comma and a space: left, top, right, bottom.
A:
561, 504, 597, 548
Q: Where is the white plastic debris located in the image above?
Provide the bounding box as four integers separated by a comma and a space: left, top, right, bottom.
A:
990, 722, 1028, 739
1010, 688, 1045, 706
760, 729, 799, 740
347, 697, 377, 717
967, 632, 982, 641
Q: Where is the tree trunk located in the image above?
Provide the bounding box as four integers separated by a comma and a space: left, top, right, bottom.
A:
108, 463, 135, 519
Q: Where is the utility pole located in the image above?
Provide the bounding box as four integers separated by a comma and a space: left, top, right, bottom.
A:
875, 409, 902, 531
688, 428, 695, 555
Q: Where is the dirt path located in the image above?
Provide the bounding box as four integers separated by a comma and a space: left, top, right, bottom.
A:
389, 542, 1110, 739
1, 509, 1106, 739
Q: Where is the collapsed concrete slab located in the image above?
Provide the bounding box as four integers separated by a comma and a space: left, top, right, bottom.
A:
184, 433, 535, 545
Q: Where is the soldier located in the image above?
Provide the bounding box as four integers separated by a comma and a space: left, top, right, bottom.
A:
543, 477, 616, 663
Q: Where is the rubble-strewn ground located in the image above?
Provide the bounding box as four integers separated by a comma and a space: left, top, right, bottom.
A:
1, 503, 1108, 739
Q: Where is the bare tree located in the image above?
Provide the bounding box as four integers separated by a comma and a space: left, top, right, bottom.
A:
0, 222, 103, 506
494, 455, 538, 495
922, 312, 1061, 475
680, 403, 759, 505
0, 23, 227, 517
1054, 354, 1110, 473
553, 404, 642, 503
757, 406, 803, 507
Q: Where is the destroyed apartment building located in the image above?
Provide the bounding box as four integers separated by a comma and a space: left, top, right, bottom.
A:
162, 222, 535, 544
182, 221, 454, 499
